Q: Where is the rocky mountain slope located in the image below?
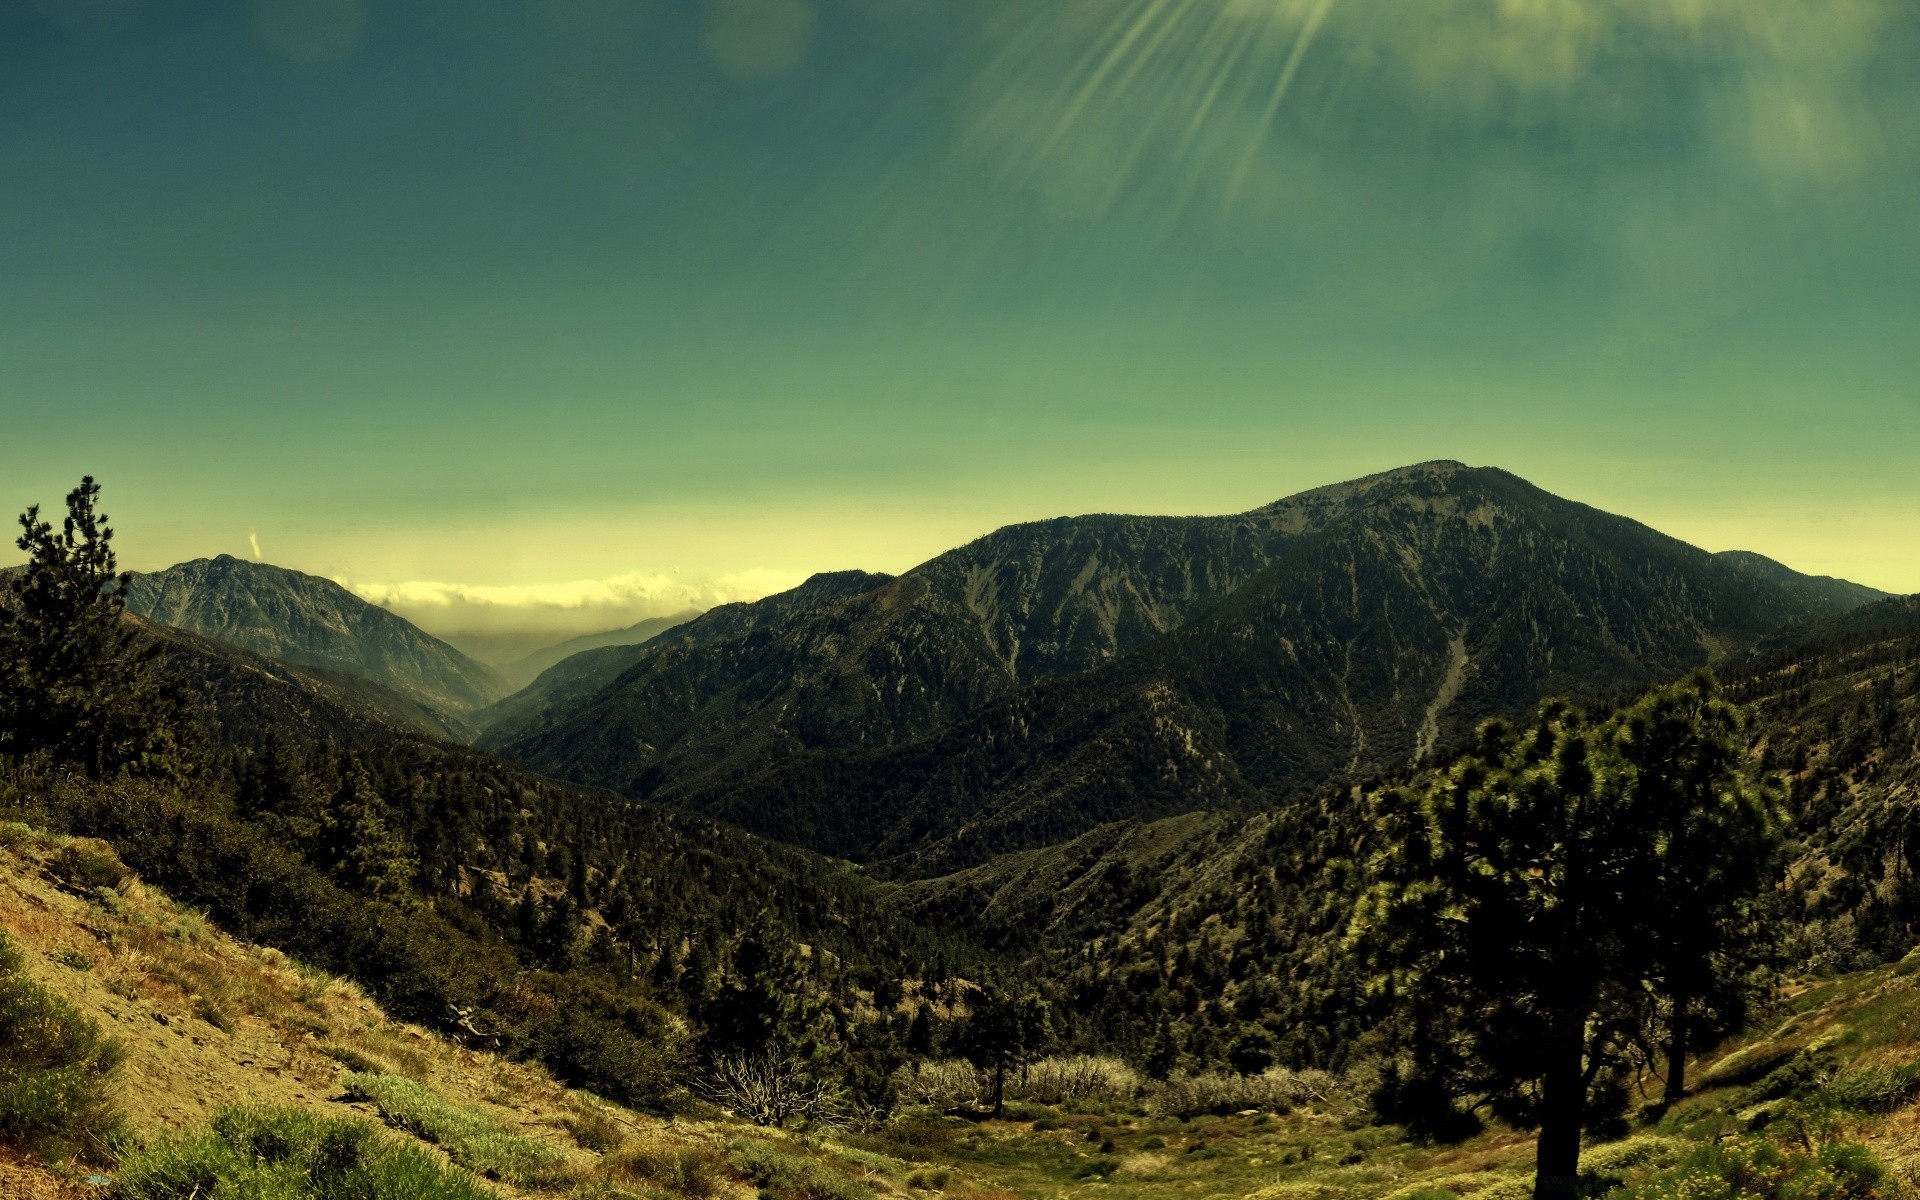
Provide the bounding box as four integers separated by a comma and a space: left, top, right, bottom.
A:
886, 587, 1920, 1062
492, 463, 1884, 874
124, 556, 508, 715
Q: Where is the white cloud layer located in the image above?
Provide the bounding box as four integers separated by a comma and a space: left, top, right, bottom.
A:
343, 569, 807, 635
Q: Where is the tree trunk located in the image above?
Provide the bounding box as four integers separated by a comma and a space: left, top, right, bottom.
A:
1664, 993, 1691, 1107
992, 1055, 1006, 1116
1532, 1012, 1587, 1200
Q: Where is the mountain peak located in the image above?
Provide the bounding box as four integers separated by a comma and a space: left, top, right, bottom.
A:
123, 557, 506, 715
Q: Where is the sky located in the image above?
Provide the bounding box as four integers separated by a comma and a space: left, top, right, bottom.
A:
3, 0, 1917, 640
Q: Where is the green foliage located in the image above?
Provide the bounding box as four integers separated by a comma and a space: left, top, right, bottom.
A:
0, 477, 183, 779
115, 1106, 498, 1200
1610, 1136, 1887, 1200
1352, 678, 1779, 1196
601, 1139, 729, 1200
1822, 1064, 1920, 1114
725, 1138, 869, 1200
0, 929, 123, 1162
954, 980, 1050, 1115
340, 1072, 572, 1188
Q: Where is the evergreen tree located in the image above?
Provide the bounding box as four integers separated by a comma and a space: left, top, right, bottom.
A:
1601, 675, 1781, 1104
0, 477, 179, 777
1351, 686, 1778, 1200
956, 978, 1049, 1115
317, 758, 417, 905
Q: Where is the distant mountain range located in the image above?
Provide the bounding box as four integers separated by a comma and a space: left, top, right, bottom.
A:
489, 610, 705, 691
481, 462, 1893, 875
472, 571, 894, 750
96, 463, 1896, 882
122, 556, 509, 717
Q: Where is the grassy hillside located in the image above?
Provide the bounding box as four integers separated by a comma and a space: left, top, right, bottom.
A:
7, 818, 1920, 1200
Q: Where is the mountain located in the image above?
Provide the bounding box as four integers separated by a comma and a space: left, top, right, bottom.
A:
493, 462, 1887, 875
474, 570, 895, 749
1711, 549, 1891, 616
123, 555, 509, 715
888, 585, 1920, 1066
490, 609, 704, 691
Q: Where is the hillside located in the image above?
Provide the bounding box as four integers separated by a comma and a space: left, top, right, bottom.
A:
124, 556, 509, 716
10, 820, 1920, 1200
475, 571, 896, 750
497, 463, 1888, 875
880, 584, 1920, 1065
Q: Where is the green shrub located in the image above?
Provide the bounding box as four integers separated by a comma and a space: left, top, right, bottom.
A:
726, 1137, 868, 1200
46, 839, 134, 895
341, 1072, 572, 1188
1824, 1065, 1920, 1114
0, 930, 123, 1161
562, 1106, 626, 1154
1073, 1156, 1122, 1179
1612, 1135, 1887, 1200
1743, 1047, 1840, 1105
905, 1169, 951, 1190
117, 1105, 498, 1200
602, 1138, 729, 1199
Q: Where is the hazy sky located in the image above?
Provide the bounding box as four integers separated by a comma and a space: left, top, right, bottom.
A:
4, 0, 1917, 636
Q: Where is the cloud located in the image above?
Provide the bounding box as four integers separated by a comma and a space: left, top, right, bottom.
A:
342, 568, 808, 634
951, 0, 1911, 216
248, 529, 262, 560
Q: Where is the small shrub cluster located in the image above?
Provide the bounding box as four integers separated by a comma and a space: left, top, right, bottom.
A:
341, 1072, 572, 1188
1144, 1067, 1340, 1117
890, 1060, 980, 1109
1611, 1135, 1887, 1200
1578, 1135, 1688, 1192
726, 1137, 869, 1200
0, 929, 123, 1161
1823, 1064, 1920, 1114
1004, 1057, 1139, 1105
600, 1137, 729, 1199
117, 1106, 496, 1200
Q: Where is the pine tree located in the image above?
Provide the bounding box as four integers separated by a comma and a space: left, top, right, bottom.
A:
956, 978, 1050, 1115
0, 477, 180, 777
318, 759, 417, 905
1351, 686, 1779, 1200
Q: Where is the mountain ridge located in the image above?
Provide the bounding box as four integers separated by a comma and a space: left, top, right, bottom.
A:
123, 555, 509, 716
490, 462, 1888, 875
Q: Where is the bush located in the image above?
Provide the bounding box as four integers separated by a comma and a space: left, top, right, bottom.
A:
601, 1138, 729, 1200
890, 1060, 979, 1109
562, 1106, 626, 1153
342, 1072, 572, 1188
1005, 1057, 1139, 1105
1612, 1135, 1887, 1200
45, 839, 134, 895
1824, 1065, 1920, 1114
1144, 1068, 1340, 1117
726, 1137, 869, 1200
117, 1105, 498, 1200
0, 930, 122, 1161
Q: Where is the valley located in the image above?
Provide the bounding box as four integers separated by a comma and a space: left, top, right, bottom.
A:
2, 464, 1917, 1200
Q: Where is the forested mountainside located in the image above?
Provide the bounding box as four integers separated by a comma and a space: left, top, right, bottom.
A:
3, 605, 973, 1116
125, 555, 508, 715
880, 593, 1920, 1075
474, 570, 893, 750
495, 462, 1884, 876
